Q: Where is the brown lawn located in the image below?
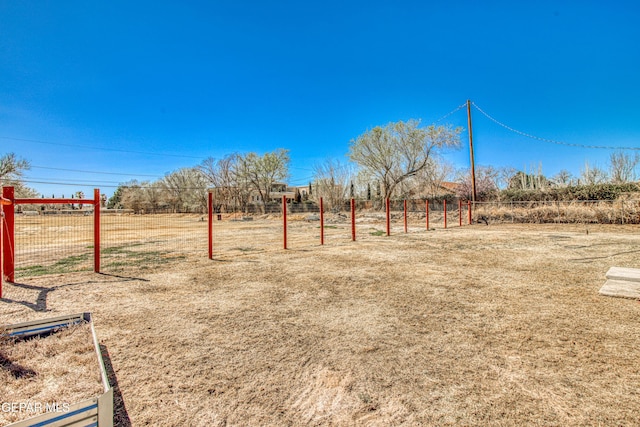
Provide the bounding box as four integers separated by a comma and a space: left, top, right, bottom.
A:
1, 218, 640, 426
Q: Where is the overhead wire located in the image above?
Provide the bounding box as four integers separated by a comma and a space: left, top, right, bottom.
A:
19, 179, 121, 189
431, 102, 467, 124
472, 102, 640, 151
24, 176, 126, 185
5, 103, 468, 190
31, 165, 163, 178
15, 100, 633, 192
0, 136, 204, 159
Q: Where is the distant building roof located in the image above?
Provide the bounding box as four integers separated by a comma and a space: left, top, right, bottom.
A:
439, 181, 461, 192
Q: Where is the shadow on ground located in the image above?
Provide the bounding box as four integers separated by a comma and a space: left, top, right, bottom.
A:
100, 344, 132, 427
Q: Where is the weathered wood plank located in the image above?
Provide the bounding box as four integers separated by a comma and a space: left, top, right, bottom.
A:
605, 266, 640, 283
599, 279, 640, 299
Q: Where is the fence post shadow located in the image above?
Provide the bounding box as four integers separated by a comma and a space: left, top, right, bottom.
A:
99, 344, 132, 427
0, 282, 55, 312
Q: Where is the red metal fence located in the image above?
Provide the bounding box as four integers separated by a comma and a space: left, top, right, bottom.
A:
4, 182, 639, 297
206, 194, 473, 260
1, 187, 100, 297
2, 185, 472, 296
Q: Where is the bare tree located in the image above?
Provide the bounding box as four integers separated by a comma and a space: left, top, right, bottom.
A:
312, 158, 353, 209
120, 180, 145, 213
237, 149, 290, 212
162, 167, 208, 213
348, 119, 462, 200
415, 157, 455, 199
141, 181, 166, 212
456, 166, 499, 201
200, 154, 247, 213
230, 157, 253, 213
496, 167, 517, 190
74, 191, 85, 210
580, 161, 608, 185
552, 169, 573, 187
609, 151, 639, 183
0, 152, 29, 182
0, 152, 37, 197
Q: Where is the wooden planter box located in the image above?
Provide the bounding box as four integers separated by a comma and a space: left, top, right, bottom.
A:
3, 313, 113, 427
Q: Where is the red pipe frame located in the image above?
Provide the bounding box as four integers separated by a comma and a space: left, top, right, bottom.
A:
2, 187, 15, 284
282, 195, 288, 250
426, 200, 429, 231
93, 189, 100, 273
208, 192, 213, 259
1, 187, 101, 286
443, 199, 447, 229
16, 197, 94, 204
385, 198, 390, 236
319, 197, 324, 245
403, 200, 408, 233
351, 198, 356, 241
0, 194, 8, 296
0, 201, 2, 297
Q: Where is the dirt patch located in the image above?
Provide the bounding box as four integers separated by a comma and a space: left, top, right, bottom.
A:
1, 222, 640, 425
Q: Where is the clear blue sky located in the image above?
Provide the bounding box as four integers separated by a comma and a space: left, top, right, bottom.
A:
1, 1, 639, 198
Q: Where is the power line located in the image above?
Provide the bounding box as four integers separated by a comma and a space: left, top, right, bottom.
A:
472, 102, 640, 151
3, 136, 318, 173
20, 179, 121, 189
431, 102, 467, 124
288, 176, 316, 186
0, 136, 204, 159
31, 165, 163, 178
20, 179, 214, 191
24, 176, 122, 185
32, 164, 311, 178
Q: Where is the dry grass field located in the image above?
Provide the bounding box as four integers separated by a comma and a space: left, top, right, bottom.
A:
2, 216, 640, 426
0, 322, 103, 425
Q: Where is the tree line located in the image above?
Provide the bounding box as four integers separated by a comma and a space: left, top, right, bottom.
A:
106, 149, 292, 213
2, 119, 639, 213
456, 154, 640, 202
104, 120, 465, 213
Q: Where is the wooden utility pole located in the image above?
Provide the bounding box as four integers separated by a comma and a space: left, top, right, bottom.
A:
467, 99, 477, 203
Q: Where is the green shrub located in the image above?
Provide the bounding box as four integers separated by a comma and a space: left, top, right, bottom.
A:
498, 183, 640, 202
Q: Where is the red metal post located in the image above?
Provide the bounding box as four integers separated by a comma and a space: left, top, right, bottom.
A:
426, 200, 429, 231
2, 186, 14, 283
404, 199, 408, 233
93, 189, 101, 273
282, 195, 287, 249
468, 200, 472, 225
208, 192, 213, 259
385, 198, 390, 236
319, 197, 324, 245
14, 197, 92, 204
459, 199, 462, 227
3, 189, 102, 281
0, 197, 3, 297
0, 193, 5, 296
444, 199, 447, 229
351, 198, 356, 241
